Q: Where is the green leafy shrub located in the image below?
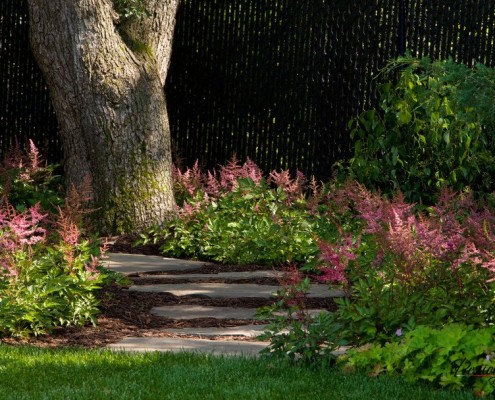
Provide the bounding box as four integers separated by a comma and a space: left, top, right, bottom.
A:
112, 0, 150, 20
0, 142, 107, 337
338, 56, 495, 203
0, 202, 107, 337
0, 140, 63, 212
139, 159, 334, 266
340, 324, 495, 396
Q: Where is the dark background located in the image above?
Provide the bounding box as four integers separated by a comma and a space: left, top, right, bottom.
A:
2, 0, 495, 180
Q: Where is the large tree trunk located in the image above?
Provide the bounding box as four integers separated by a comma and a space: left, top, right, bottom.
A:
26, 0, 179, 234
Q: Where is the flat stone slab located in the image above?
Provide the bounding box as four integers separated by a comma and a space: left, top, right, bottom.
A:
107, 337, 267, 356
128, 283, 344, 298
151, 305, 258, 319
102, 253, 206, 275
107, 337, 350, 357
139, 271, 277, 280
163, 325, 268, 338
151, 305, 327, 320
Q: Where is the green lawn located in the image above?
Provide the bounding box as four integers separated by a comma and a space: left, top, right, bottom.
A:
0, 346, 482, 400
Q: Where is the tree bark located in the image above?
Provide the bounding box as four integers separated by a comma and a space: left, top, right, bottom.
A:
26, 0, 179, 234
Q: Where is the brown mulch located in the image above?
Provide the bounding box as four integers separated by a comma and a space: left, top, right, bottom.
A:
0, 237, 337, 349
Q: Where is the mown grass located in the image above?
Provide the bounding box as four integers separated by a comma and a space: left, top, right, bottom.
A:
0, 346, 482, 400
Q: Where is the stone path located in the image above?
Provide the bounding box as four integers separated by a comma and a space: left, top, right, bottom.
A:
103, 253, 344, 357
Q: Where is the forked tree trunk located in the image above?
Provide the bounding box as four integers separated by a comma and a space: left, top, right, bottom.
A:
26, 0, 179, 233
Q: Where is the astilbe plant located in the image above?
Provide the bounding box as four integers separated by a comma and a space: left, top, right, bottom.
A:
258, 265, 345, 366
0, 140, 62, 213
0, 141, 107, 337
142, 158, 327, 266
319, 182, 495, 344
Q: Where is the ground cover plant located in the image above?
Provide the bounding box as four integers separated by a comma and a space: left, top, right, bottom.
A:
0, 142, 108, 337
340, 324, 495, 397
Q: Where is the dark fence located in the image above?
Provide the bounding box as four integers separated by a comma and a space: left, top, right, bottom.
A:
2, 0, 495, 179
1, 0, 60, 163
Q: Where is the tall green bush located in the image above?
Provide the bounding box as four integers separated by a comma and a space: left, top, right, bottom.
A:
338, 56, 495, 204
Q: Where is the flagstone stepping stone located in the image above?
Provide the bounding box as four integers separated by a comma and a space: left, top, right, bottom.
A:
150, 305, 256, 319
106, 337, 350, 357
107, 337, 268, 356
150, 305, 259, 319
136, 271, 277, 280
151, 305, 328, 320
103, 253, 206, 275
163, 325, 268, 338
128, 283, 345, 298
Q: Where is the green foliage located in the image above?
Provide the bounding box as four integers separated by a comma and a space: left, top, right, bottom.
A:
0, 143, 63, 213
338, 56, 495, 203
0, 142, 108, 337
112, 0, 151, 21
340, 324, 495, 396
258, 269, 346, 367
141, 177, 324, 266
0, 238, 107, 337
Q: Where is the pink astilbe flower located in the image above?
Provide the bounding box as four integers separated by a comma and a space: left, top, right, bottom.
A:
55, 208, 82, 269
243, 158, 263, 184
268, 170, 305, 197
204, 170, 221, 198
14, 140, 44, 182
173, 161, 203, 196
0, 259, 18, 277
27, 139, 40, 171
0, 203, 48, 277
57, 208, 80, 247
178, 201, 203, 217
8, 203, 47, 246
85, 239, 108, 280
465, 209, 495, 253
84, 254, 101, 280
306, 176, 324, 214
219, 157, 263, 191
349, 183, 387, 234
329, 181, 495, 285
317, 235, 358, 284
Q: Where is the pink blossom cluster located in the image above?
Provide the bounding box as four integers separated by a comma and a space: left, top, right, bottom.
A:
317, 235, 358, 284
2, 140, 42, 183
268, 170, 307, 200
172, 157, 312, 215
319, 182, 495, 284
0, 203, 47, 275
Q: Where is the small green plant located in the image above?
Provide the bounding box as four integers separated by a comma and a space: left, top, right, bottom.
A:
112, 0, 151, 21
258, 266, 346, 367
338, 56, 495, 203
340, 324, 495, 396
